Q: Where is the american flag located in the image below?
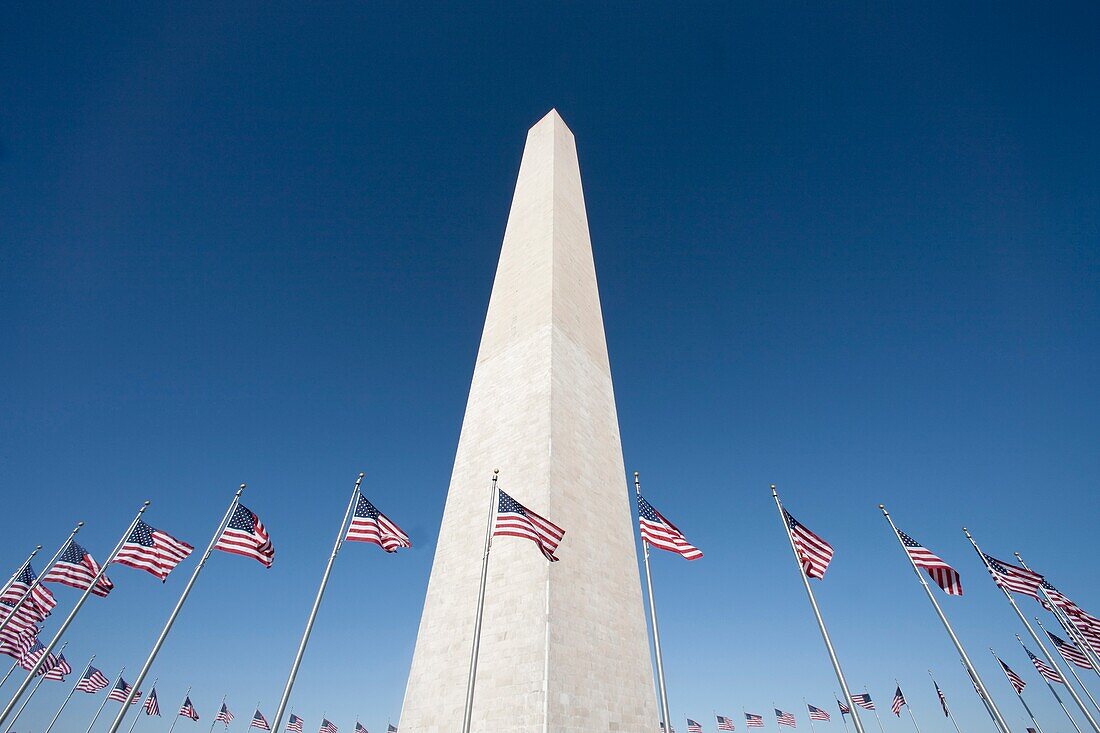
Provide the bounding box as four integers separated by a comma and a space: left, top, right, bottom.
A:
76, 665, 110, 693
1048, 631, 1093, 670
687, 720, 703, 733
982, 554, 1042, 599
387, 726, 397, 733
494, 489, 565, 562
355, 723, 368, 733
114, 519, 194, 581
997, 657, 1027, 693
852, 694, 875, 710
216, 504, 275, 567
637, 496, 702, 560
345, 493, 411, 553
775, 709, 796, 727
890, 687, 905, 716
180, 696, 200, 720
932, 680, 949, 716
216, 703, 235, 724
42, 540, 114, 597
251, 709, 272, 730
2, 563, 57, 622
717, 715, 736, 731
43, 652, 72, 680
0, 613, 38, 656
808, 705, 830, 721
144, 688, 161, 716
660, 723, 676, 733
319, 719, 338, 733
745, 713, 764, 727
19, 639, 58, 674
784, 509, 834, 579
1024, 646, 1061, 683
108, 677, 140, 704
894, 529, 962, 596
1038, 581, 1100, 654
837, 699, 850, 716
288, 714, 304, 732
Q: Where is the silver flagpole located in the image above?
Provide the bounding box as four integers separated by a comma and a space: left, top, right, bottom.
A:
1033, 616, 1100, 715
86, 667, 125, 733
991, 649, 1044, 733
125, 677, 157, 733
0, 661, 18, 689
637, 473, 672, 733
167, 685, 191, 733
835, 694, 851, 733
770, 486, 866, 733
865, 690, 885, 733
43, 652, 95, 733
106, 487, 245, 733
896, 681, 921, 733
0, 502, 149, 726
208, 694, 226, 733
4, 640, 67, 733
462, 469, 500, 733
0, 546, 42, 601
268, 472, 364, 733
878, 507, 1012, 733
928, 671, 964, 733
1016, 634, 1084, 733
804, 699, 817, 733
963, 528, 1099, 732
1013, 553, 1100, 679
0, 524, 82, 638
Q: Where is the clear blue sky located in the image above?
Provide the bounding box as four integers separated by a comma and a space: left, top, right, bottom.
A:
2, 3, 1098, 732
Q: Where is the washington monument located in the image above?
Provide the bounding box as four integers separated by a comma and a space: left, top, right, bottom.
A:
397, 110, 660, 731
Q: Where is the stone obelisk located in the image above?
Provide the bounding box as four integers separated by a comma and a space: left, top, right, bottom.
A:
398, 110, 659, 732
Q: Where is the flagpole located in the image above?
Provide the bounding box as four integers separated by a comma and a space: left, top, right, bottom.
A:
0, 502, 149, 727
251, 701, 261, 730
991, 650, 1044, 733
0, 524, 82, 638
835, 694, 851, 733
636, 472, 673, 733
804, 699, 817, 733
963, 528, 1099, 732
126, 677, 157, 733
1013, 552, 1100, 679
896, 681, 921, 733
268, 473, 364, 733
928, 671, 963, 733
462, 469, 500, 733
209, 695, 226, 733
107, 487, 245, 733
86, 667, 125, 733
1016, 634, 1084, 733
43, 653, 95, 733
770, 486, 866, 733
0, 661, 18, 689
167, 685, 192, 733
878, 508, 1011, 733
0, 546, 41, 602
4, 640, 67, 733
1033, 616, 1100, 715
864, 690, 885, 733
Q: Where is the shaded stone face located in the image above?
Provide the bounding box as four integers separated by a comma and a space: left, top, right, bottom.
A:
397, 110, 659, 732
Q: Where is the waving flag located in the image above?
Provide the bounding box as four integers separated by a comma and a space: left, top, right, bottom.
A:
1048, 631, 1093, 670
42, 541, 114, 597
108, 677, 141, 704
76, 665, 110, 693
2, 564, 57, 621
687, 720, 703, 733
808, 705, 830, 721
180, 696, 200, 720
717, 715, 736, 731
494, 489, 565, 561
115, 519, 194, 581
251, 709, 272, 730
783, 510, 835, 579
997, 657, 1027, 693
638, 496, 702, 560
43, 652, 72, 680
346, 493, 412, 552
852, 694, 875, 710
837, 700, 850, 716
891, 687, 906, 716
216, 504, 275, 567
387, 726, 397, 733
775, 709, 796, 728
982, 555, 1043, 599
1024, 646, 1061, 683
933, 679, 950, 717
745, 713, 764, 728
894, 529, 962, 595
19, 639, 58, 674
355, 723, 368, 733
216, 703, 235, 724
288, 714, 304, 732
319, 719, 339, 733
144, 688, 161, 716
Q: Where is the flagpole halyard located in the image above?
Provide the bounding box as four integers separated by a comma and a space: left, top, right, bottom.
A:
0, 524, 82, 639
4, 640, 67, 733
637, 472, 673, 733
43, 652, 95, 733
107, 487, 245, 733
964, 528, 1099, 732
0, 502, 149, 727
462, 469, 500, 733
1013, 552, 1100, 679
268, 472, 364, 733
878, 506, 1012, 733
770, 486, 866, 733
991, 648, 1044, 733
